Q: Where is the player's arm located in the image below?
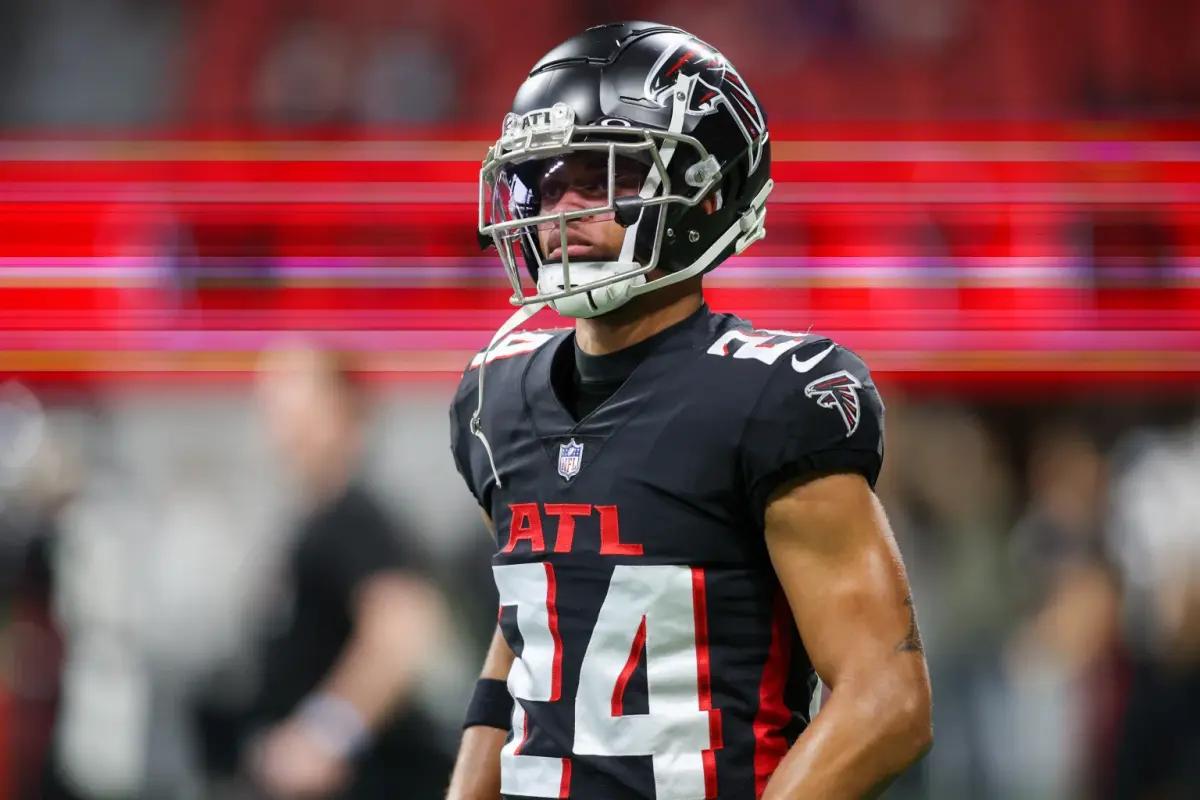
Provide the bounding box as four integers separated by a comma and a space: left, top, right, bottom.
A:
316, 571, 445, 729
446, 511, 513, 800
761, 472, 932, 799
446, 625, 516, 800
254, 570, 445, 796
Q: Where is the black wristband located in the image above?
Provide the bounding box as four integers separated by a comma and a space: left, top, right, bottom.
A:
463, 678, 513, 731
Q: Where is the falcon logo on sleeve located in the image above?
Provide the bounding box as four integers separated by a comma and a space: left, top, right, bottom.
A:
804, 370, 863, 436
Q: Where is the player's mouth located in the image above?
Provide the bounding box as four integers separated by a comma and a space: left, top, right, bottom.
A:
546, 236, 604, 261
547, 244, 605, 261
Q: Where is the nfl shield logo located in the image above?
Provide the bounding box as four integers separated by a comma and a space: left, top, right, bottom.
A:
557, 439, 584, 481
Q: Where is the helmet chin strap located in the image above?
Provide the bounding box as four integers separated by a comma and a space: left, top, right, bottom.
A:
537, 261, 646, 318
545, 176, 775, 318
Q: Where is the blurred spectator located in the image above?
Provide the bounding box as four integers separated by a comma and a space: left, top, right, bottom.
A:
1004, 425, 1122, 799
1010, 425, 1112, 611
0, 382, 66, 799
1109, 419, 1200, 799
197, 344, 452, 799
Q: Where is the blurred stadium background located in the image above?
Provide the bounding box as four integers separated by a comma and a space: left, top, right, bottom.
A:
1, 1, 1199, 798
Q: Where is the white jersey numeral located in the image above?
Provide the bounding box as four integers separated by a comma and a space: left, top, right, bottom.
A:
494, 562, 569, 798
706, 329, 809, 365
470, 331, 556, 368
493, 564, 720, 800
575, 565, 719, 799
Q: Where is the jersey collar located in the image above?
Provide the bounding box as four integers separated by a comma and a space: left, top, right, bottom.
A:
523, 303, 716, 437
574, 302, 713, 385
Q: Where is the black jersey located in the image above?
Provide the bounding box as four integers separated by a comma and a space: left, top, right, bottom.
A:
449, 305, 884, 800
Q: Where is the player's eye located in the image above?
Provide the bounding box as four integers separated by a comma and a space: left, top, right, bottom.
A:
612, 157, 649, 191
539, 175, 568, 207
577, 173, 608, 196
536, 155, 648, 210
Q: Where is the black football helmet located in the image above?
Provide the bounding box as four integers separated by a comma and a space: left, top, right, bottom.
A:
478, 21, 774, 318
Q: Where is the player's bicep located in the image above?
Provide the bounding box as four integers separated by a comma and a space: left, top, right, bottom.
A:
764, 472, 923, 689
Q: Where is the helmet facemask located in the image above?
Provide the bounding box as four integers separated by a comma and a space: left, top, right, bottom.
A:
478, 89, 727, 318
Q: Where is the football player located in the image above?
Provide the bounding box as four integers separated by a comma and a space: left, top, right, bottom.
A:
447, 21, 931, 800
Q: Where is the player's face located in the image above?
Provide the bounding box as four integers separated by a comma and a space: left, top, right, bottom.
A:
534, 152, 649, 262
256, 346, 355, 486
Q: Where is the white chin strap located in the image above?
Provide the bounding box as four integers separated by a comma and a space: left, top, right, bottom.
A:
536, 175, 775, 319
536, 261, 647, 318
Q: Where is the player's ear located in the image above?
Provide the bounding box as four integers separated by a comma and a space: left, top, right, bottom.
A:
701, 193, 718, 215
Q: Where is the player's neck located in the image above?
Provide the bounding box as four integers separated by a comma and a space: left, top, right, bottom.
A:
574, 279, 703, 356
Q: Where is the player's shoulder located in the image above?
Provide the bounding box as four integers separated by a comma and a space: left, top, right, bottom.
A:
452, 327, 571, 405
697, 314, 882, 443
711, 320, 885, 507
698, 314, 874, 388
448, 326, 570, 507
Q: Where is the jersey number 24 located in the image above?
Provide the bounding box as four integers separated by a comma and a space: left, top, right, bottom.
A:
493, 563, 721, 800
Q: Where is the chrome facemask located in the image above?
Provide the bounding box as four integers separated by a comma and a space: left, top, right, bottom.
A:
477, 76, 724, 318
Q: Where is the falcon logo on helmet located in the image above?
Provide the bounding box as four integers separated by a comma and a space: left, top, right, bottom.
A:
646, 44, 725, 113
804, 370, 864, 437
645, 41, 766, 171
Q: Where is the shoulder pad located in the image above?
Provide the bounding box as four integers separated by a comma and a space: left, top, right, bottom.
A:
703, 326, 817, 368
449, 327, 566, 508
453, 327, 566, 415
736, 331, 885, 519
467, 329, 565, 371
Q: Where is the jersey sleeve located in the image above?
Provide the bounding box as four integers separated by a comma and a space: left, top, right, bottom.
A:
448, 368, 483, 508
740, 341, 885, 523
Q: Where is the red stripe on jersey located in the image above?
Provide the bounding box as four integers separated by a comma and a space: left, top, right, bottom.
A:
545, 563, 563, 703
692, 567, 722, 798
611, 616, 647, 717
703, 750, 719, 799
558, 757, 572, 798
753, 589, 795, 798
